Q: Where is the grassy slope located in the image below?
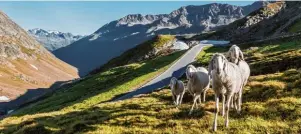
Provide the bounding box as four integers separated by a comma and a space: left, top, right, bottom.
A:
1, 40, 301, 133
0, 49, 185, 134
288, 19, 301, 33
90, 35, 175, 75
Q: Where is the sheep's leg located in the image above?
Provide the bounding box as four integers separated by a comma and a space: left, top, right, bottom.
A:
221, 94, 225, 117
189, 96, 198, 115
213, 95, 219, 131
230, 96, 234, 108
198, 95, 202, 105
176, 95, 181, 106
172, 94, 176, 105
225, 94, 232, 128
203, 90, 207, 102
238, 91, 242, 113
179, 92, 185, 105
234, 94, 238, 111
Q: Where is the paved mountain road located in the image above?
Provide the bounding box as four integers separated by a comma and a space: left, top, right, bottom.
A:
114, 43, 211, 101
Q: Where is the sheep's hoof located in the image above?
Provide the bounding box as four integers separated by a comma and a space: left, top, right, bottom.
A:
188, 111, 193, 115
213, 126, 217, 132
225, 122, 229, 127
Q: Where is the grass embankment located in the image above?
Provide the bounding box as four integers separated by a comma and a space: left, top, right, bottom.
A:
1, 40, 301, 133
90, 35, 175, 75
0, 50, 185, 134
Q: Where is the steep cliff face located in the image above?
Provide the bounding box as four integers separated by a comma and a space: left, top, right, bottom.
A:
0, 11, 79, 102
54, 2, 268, 76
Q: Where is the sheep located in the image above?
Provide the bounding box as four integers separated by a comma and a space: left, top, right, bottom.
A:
226, 45, 250, 86
226, 45, 250, 110
170, 77, 185, 106
186, 65, 210, 115
208, 53, 244, 131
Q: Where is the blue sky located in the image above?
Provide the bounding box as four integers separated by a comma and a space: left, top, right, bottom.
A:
0, 1, 255, 35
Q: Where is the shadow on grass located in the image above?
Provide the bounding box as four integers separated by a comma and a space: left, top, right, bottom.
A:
3, 51, 185, 118
0, 80, 76, 117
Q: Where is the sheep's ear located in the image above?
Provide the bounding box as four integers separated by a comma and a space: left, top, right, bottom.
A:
223, 56, 227, 71
239, 50, 244, 61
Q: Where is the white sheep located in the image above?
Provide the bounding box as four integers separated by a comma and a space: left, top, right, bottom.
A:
186, 65, 210, 115
208, 53, 244, 131
226, 45, 250, 86
170, 77, 185, 106
226, 45, 250, 110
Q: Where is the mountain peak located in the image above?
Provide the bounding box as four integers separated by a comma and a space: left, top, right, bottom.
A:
28, 28, 84, 51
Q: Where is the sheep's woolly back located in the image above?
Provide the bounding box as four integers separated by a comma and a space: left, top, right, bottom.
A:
237, 60, 250, 86
197, 67, 208, 74
187, 65, 210, 95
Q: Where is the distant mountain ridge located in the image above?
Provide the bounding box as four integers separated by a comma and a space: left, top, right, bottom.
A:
28, 28, 84, 51
54, 1, 269, 76
193, 1, 299, 43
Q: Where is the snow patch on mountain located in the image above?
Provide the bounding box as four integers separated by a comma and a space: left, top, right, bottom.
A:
28, 28, 85, 51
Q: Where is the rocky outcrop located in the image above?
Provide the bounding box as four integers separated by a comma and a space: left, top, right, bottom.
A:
193, 1, 301, 43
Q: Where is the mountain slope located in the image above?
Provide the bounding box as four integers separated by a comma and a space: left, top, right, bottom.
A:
0, 11, 79, 108
90, 35, 180, 74
192, 1, 301, 43
54, 2, 268, 76
28, 28, 84, 51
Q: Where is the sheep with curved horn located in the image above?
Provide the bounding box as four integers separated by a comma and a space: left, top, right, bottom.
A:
170, 77, 185, 106
186, 65, 210, 115
208, 53, 244, 131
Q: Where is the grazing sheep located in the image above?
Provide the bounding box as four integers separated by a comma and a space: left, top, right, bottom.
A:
208, 53, 244, 131
170, 77, 185, 106
226, 45, 250, 110
186, 65, 210, 115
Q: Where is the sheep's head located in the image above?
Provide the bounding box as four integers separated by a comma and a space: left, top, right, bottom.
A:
170, 77, 178, 89
186, 65, 197, 79
209, 53, 228, 75
227, 45, 244, 64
